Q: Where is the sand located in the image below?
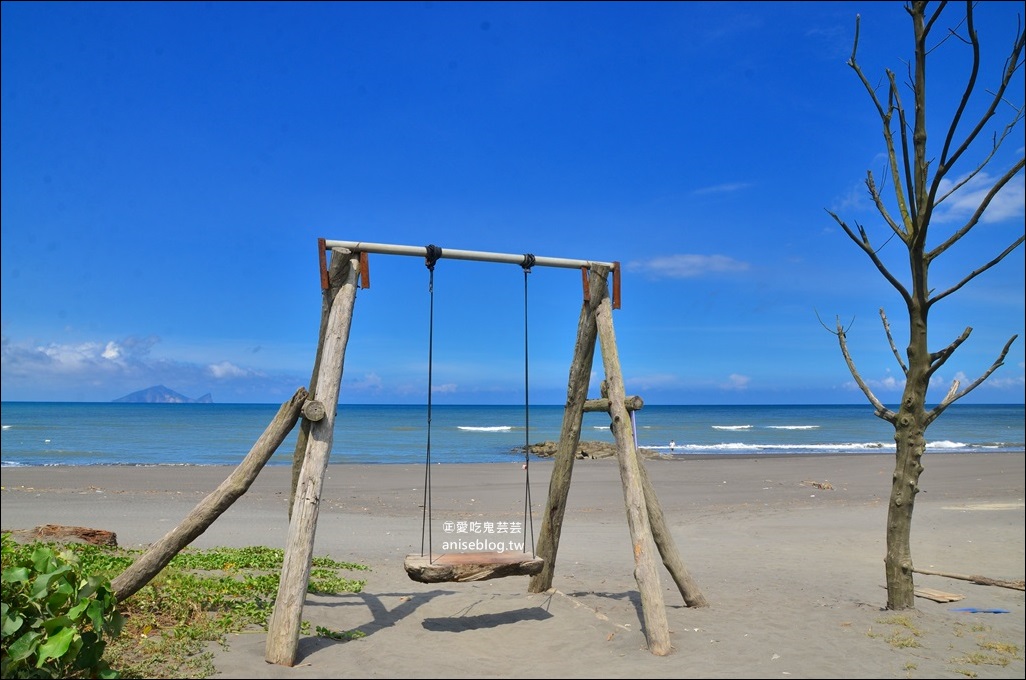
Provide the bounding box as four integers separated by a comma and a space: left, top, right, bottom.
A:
2, 453, 1024, 679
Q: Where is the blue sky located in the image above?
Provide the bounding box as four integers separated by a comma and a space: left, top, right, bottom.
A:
2, 1, 1023, 406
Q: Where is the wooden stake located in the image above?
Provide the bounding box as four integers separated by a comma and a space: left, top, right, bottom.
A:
290, 248, 352, 519
265, 250, 360, 667
636, 460, 708, 608
528, 272, 600, 594
592, 265, 672, 656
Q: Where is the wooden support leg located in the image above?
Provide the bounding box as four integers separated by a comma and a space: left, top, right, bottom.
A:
637, 460, 708, 608
528, 277, 599, 594
290, 247, 354, 519
266, 250, 360, 667
592, 266, 672, 656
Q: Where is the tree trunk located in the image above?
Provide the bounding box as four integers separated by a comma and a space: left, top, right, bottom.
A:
110, 388, 308, 602
884, 304, 930, 610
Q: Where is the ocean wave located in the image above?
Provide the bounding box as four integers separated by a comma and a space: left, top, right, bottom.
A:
926, 440, 967, 450
656, 441, 893, 453
712, 425, 753, 431
457, 426, 513, 432
766, 425, 819, 430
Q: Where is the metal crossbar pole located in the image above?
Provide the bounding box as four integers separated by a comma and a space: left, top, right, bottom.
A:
323, 239, 616, 271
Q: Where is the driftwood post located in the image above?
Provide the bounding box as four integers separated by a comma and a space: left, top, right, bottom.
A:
528, 268, 600, 594
110, 388, 308, 602
592, 264, 672, 656
289, 241, 352, 519
265, 249, 360, 667
636, 460, 708, 607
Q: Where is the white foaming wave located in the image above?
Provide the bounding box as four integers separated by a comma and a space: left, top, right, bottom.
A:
1, 424, 11, 430
766, 425, 819, 430
712, 425, 752, 431
926, 440, 967, 450
457, 425, 513, 432
658, 441, 895, 453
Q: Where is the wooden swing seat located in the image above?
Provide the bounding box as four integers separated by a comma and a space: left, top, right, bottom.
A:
404, 551, 544, 583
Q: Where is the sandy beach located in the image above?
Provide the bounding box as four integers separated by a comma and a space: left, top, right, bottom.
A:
2, 453, 1023, 679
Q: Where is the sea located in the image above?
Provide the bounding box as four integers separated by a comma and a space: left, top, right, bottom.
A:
1, 402, 1023, 468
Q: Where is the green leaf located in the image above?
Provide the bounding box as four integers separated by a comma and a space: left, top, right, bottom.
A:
2, 566, 31, 584
37, 626, 76, 665
2, 608, 26, 637
6, 630, 43, 663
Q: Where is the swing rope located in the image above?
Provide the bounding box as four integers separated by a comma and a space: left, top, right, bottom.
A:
417, 246, 538, 563
521, 254, 537, 557
419, 244, 442, 559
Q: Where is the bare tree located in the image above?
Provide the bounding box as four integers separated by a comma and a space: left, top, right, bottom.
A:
827, 1, 1025, 610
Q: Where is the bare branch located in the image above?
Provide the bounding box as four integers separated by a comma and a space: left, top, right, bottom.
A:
815, 308, 854, 335
926, 2, 1026, 218
835, 316, 896, 422
827, 210, 912, 303
926, 326, 973, 381
865, 171, 908, 239
926, 334, 1019, 424
886, 68, 919, 226
879, 308, 909, 375
930, 1, 982, 197
928, 158, 1026, 261
884, 69, 918, 232
938, 379, 961, 408
933, 112, 1025, 211
847, 16, 916, 235
929, 234, 1026, 306
919, 1, 948, 38
907, 7, 931, 250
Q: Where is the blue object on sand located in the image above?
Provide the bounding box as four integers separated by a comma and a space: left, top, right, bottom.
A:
949, 607, 1010, 614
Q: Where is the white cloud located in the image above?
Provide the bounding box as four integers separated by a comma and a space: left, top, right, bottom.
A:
933, 171, 1026, 225
722, 373, 750, 390
101, 341, 122, 360
691, 182, 753, 196
347, 372, 384, 391
208, 361, 254, 379
626, 254, 750, 279
624, 373, 680, 392
983, 374, 1026, 390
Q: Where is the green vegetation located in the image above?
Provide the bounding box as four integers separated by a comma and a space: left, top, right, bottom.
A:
950, 639, 1022, 672
2, 536, 368, 679
868, 613, 1023, 678
1, 535, 123, 678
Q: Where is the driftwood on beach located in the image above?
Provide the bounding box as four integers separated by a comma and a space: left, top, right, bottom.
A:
914, 567, 1026, 591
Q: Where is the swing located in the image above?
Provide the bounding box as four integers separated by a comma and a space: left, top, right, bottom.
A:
404, 246, 544, 584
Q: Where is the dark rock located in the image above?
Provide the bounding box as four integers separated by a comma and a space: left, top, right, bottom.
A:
524, 440, 665, 460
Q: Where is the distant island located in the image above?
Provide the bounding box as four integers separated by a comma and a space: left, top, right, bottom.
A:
113, 385, 213, 404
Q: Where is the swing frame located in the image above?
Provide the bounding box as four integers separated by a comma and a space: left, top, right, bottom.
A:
266, 239, 696, 668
